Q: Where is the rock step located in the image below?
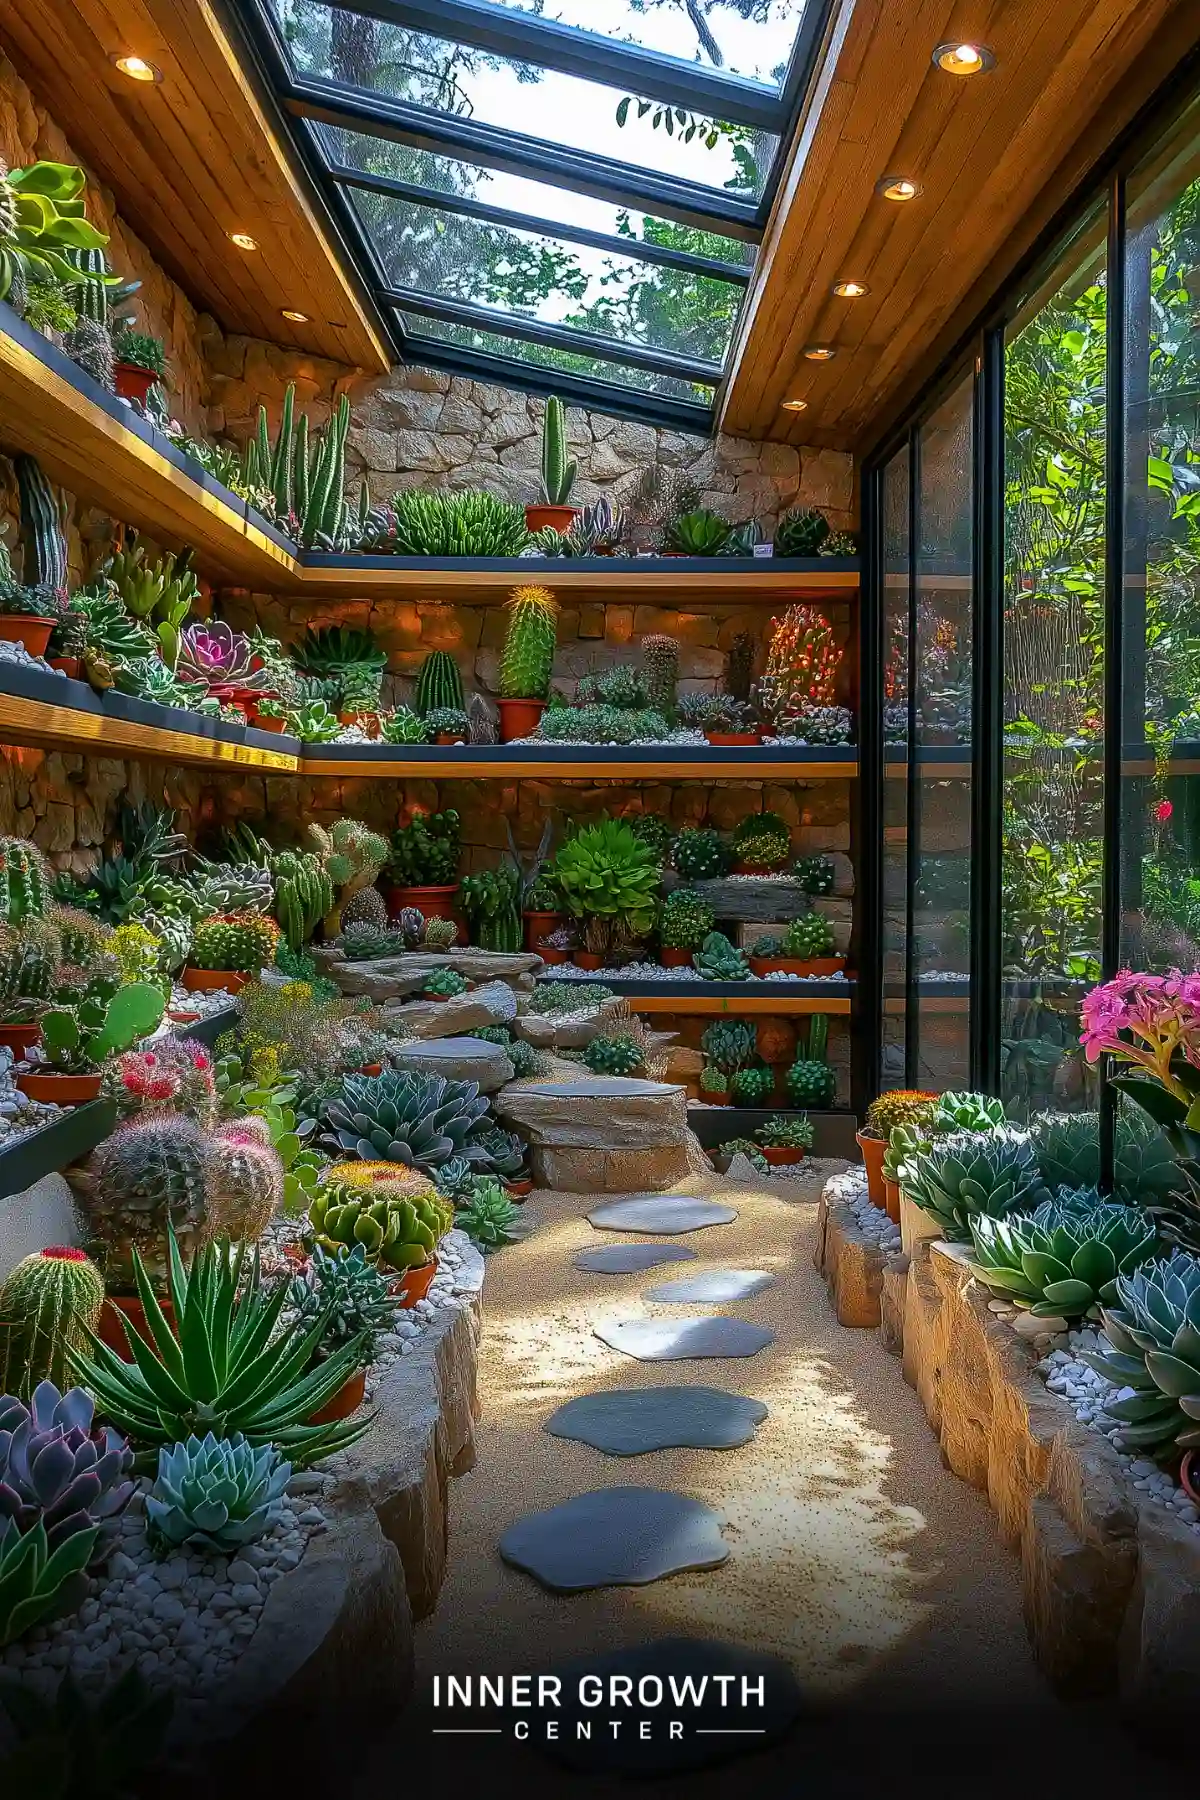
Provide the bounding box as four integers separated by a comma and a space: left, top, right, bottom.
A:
587, 1196, 737, 1234
498, 1488, 728, 1592
545, 1387, 768, 1456
574, 1243, 698, 1273
643, 1269, 775, 1303
594, 1317, 775, 1361
391, 1036, 513, 1092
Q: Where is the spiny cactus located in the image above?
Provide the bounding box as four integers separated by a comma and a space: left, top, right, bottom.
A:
786, 1014, 834, 1106
659, 887, 714, 952
341, 885, 388, 931
730, 1063, 774, 1105
584, 1033, 645, 1077
0, 915, 60, 1022
415, 649, 465, 716
538, 396, 576, 506
205, 1118, 284, 1242
499, 585, 558, 700
89, 1112, 209, 1289
307, 819, 389, 936
0, 1246, 105, 1398
773, 506, 830, 557
641, 633, 679, 720
0, 837, 51, 924
64, 314, 115, 391
423, 915, 459, 949
189, 912, 280, 974
15, 454, 68, 591
147, 1433, 290, 1555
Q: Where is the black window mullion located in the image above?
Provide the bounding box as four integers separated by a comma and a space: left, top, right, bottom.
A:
971, 328, 1004, 1093
1100, 175, 1127, 1191
904, 425, 920, 1089
854, 462, 885, 1118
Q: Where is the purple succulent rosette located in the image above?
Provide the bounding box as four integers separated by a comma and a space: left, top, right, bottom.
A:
175, 621, 271, 693
0, 1380, 135, 1562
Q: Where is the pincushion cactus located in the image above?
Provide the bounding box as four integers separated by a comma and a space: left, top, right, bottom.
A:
0, 915, 60, 1022
341, 886, 388, 931
206, 1118, 284, 1242
89, 1112, 210, 1290
190, 912, 280, 974
659, 887, 714, 952
584, 1033, 645, 1077
0, 1380, 134, 1560
0, 1247, 105, 1398
423, 915, 458, 949
146, 1432, 290, 1555
499, 584, 558, 700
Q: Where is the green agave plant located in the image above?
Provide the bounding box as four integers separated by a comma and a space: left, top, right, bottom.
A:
67, 1232, 373, 1465
552, 820, 659, 936
1082, 1253, 1200, 1452
933, 1090, 1007, 1135
969, 1195, 1158, 1318
900, 1127, 1049, 1242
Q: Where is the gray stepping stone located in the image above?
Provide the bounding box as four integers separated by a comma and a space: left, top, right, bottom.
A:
545, 1386, 767, 1455
594, 1316, 774, 1361
499, 1487, 727, 1592
644, 1268, 776, 1304
588, 1195, 737, 1235
543, 1638, 804, 1773
574, 1243, 697, 1274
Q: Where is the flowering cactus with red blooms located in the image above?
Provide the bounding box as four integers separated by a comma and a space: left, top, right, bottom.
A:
110, 1036, 216, 1125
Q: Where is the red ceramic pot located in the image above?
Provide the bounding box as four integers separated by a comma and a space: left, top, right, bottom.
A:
857, 1130, 886, 1206
360, 1063, 383, 1077
254, 714, 287, 733
182, 968, 248, 994
114, 361, 159, 405
705, 730, 762, 746
504, 1178, 533, 1198
660, 947, 695, 968
573, 951, 604, 970
167, 1009, 201, 1024
539, 947, 569, 965
99, 1294, 176, 1361
1180, 1451, 1200, 1505
436, 732, 466, 745
883, 1177, 901, 1223
525, 503, 576, 534
0, 617, 56, 657
338, 711, 381, 737
391, 1257, 437, 1309
0, 1022, 41, 1057
308, 1366, 366, 1425
18, 1071, 102, 1104
524, 910, 562, 950
496, 698, 546, 742
701, 1090, 731, 1105
762, 1145, 806, 1166
385, 884, 459, 922
50, 656, 82, 678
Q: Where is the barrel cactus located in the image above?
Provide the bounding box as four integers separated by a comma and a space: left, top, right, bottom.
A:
584, 1034, 645, 1077
340, 886, 388, 931
0, 916, 60, 1022
0, 1246, 105, 1398
205, 1118, 284, 1243
190, 912, 280, 974
423, 916, 458, 949
499, 584, 558, 700
415, 649, 465, 716
146, 1432, 290, 1554
89, 1112, 210, 1289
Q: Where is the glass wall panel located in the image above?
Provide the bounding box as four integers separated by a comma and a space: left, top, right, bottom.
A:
881, 446, 910, 1089
1121, 106, 1200, 970
1001, 211, 1108, 1118
912, 377, 974, 1088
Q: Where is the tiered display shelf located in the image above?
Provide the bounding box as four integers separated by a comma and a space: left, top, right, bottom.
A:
542, 976, 853, 1015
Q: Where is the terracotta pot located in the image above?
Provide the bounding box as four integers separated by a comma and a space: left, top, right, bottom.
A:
573, 951, 604, 970
99, 1294, 176, 1361
436, 732, 466, 745
338, 711, 380, 737
539, 947, 569, 965
762, 1144, 806, 1165
254, 714, 287, 733
50, 656, 82, 678
497, 697, 546, 742
113, 360, 159, 405
391, 1257, 437, 1309
307, 1366, 366, 1426
0, 616, 56, 657
523, 909, 562, 950
857, 1129, 886, 1206
701, 1090, 731, 1105
883, 1176, 901, 1223
1180, 1450, 1200, 1506
525, 503, 576, 534
731, 860, 786, 877
0, 1022, 41, 1057
167, 1009, 201, 1024
504, 1177, 533, 1198
360, 1063, 382, 1077
705, 730, 762, 746
660, 947, 695, 968
182, 967, 247, 994
749, 955, 845, 978
804, 957, 846, 977
207, 685, 260, 720
384, 884, 459, 923
18, 1070, 102, 1104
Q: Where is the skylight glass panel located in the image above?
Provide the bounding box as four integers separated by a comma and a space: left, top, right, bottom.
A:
266, 0, 776, 199
396, 314, 715, 400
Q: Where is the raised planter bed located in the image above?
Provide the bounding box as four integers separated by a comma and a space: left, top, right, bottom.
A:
0, 1095, 117, 1202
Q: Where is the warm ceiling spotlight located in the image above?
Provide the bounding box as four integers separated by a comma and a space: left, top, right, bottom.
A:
112, 53, 161, 82
876, 175, 922, 201
281, 309, 310, 323
804, 344, 837, 362
780, 397, 808, 412
229, 232, 259, 251
832, 279, 869, 298
933, 41, 994, 75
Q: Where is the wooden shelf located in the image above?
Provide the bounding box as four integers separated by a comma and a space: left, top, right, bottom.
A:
298, 554, 859, 603
540, 977, 853, 1015
301, 744, 857, 780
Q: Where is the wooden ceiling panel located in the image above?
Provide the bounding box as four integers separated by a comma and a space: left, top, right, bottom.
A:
721, 0, 1199, 450
0, 0, 389, 372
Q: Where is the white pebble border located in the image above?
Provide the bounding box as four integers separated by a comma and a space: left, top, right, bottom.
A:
165, 981, 241, 1021
539, 960, 849, 985
825, 1164, 902, 1252
0, 1044, 69, 1144
0, 1227, 480, 1722
0, 638, 54, 673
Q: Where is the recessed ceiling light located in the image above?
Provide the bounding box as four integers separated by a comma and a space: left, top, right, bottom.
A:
281, 309, 310, 323
832, 279, 869, 298
780, 397, 808, 412
229, 232, 259, 252
804, 344, 837, 362
112, 54, 161, 82
933, 41, 994, 75
876, 175, 922, 202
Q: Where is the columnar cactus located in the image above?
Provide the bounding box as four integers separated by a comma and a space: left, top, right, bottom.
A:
499, 585, 558, 700
205, 1118, 284, 1242
89, 1113, 210, 1289
0, 916, 60, 1022
0, 837, 50, 923
0, 1247, 105, 1397
641, 633, 679, 720
415, 650, 465, 716
538, 396, 576, 506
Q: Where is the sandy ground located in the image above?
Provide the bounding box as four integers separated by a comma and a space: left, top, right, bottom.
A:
361, 1162, 1173, 1797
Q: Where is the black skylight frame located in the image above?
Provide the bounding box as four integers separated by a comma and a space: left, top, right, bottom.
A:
231, 0, 836, 430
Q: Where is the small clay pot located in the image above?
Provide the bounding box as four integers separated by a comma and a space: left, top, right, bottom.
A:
762, 1144, 806, 1165
883, 1176, 901, 1223
99, 1294, 176, 1361
857, 1130, 886, 1206
0, 616, 56, 657
539, 947, 569, 965
182, 968, 248, 994
436, 732, 466, 745
524, 909, 562, 950
573, 951, 604, 970
705, 730, 762, 746
50, 656, 82, 679
167, 1009, 201, 1025
113, 360, 159, 405
1180, 1450, 1200, 1506
701, 1090, 731, 1105
385, 884, 458, 922
660, 947, 695, 968
0, 1022, 41, 1057
17, 1071, 102, 1104
504, 1177, 533, 1198
307, 1366, 366, 1425
391, 1257, 437, 1309
525, 503, 576, 534
254, 715, 288, 733
360, 1063, 383, 1077
497, 697, 546, 742
338, 711, 380, 737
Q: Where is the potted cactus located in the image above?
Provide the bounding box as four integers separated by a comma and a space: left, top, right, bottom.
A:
0, 915, 60, 1056
86, 1110, 210, 1343
183, 912, 281, 994
384, 809, 461, 919
525, 395, 577, 534
19, 980, 165, 1105
658, 886, 715, 968
756, 1113, 814, 1165
538, 922, 574, 966
704, 695, 762, 747
522, 870, 563, 951
857, 1090, 938, 1207
289, 1243, 400, 1422
497, 584, 559, 740
749, 912, 842, 977
699, 1064, 731, 1105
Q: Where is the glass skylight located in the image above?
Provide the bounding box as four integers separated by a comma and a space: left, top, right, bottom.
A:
237, 0, 828, 426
